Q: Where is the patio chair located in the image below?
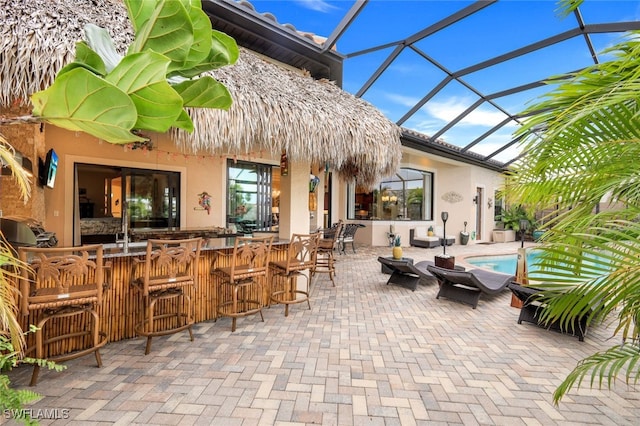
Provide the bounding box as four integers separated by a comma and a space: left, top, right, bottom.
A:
508, 282, 589, 341
212, 235, 273, 332
131, 237, 202, 354
270, 233, 320, 316
18, 244, 108, 386
377, 258, 439, 291
338, 223, 363, 254
427, 265, 514, 308
312, 221, 342, 286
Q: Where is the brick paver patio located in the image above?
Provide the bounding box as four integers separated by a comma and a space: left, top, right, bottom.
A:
5, 242, 640, 425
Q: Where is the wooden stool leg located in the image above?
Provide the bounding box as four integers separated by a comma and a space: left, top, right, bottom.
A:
30, 315, 51, 386
258, 281, 264, 323
232, 285, 238, 332
90, 309, 103, 367
145, 297, 157, 355
185, 294, 194, 342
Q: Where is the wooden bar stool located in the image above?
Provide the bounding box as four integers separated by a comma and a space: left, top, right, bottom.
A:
18, 244, 108, 386
270, 233, 320, 316
212, 235, 273, 331
312, 221, 342, 286
131, 237, 202, 354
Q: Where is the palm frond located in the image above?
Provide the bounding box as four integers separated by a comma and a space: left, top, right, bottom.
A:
0, 134, 31, 202
553, 343, 640, 405
0, 233, 27, 353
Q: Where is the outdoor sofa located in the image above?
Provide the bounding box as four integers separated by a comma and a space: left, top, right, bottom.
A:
410, 226, 455, 248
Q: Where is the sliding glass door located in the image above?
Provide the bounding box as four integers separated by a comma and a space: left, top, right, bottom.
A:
75, 163, 180, 244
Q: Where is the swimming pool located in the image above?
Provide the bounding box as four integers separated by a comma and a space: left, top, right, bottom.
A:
465, 252, 539, 275
466, 250, 606, 277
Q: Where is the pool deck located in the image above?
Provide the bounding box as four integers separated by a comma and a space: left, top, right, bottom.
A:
5, 241, 640, 425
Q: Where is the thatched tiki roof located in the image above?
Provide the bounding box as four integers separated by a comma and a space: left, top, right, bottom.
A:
0, 0, 401, 187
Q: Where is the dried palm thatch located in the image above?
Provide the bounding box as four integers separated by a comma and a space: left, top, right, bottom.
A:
0, 0, 401, 187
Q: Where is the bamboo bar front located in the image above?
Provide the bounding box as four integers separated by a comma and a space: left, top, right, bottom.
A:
17, 239, 290, 357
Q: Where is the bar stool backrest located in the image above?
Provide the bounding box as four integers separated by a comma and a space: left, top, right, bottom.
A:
283, 233, 320, 272
18, 244, 104, 316
227, 235, 274, 281
321, 221, 342, 249
138, 238, 202, 296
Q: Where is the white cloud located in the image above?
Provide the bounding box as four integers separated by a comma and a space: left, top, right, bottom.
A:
424, 98, 516, 128
383, 93, 519, 129
467, 142, 522, 164
293, 0, 337, 12
384, 93, 421, 108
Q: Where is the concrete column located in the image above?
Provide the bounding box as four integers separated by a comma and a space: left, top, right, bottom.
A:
278, 159, 311, 239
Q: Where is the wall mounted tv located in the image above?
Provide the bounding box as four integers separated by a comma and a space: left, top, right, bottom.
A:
39, 149, 58, 189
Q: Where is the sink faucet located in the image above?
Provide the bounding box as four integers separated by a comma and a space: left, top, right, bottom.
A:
116, 201, 129, 253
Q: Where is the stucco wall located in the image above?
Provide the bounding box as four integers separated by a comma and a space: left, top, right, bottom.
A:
334, 146, 505, 246
36, 125, 282, 246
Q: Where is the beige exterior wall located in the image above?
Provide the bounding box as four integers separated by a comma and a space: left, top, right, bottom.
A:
333, 146, 505, 247
27, 124, 292, 247
2, 121, 504, 248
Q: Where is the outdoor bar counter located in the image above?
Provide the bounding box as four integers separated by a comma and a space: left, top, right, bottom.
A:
18, 237, 291, 355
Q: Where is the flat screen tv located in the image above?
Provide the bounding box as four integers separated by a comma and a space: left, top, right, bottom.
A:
39, 149, 58, 188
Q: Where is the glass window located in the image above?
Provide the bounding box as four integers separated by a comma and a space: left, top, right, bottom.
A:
227, 160, 277, 233
349, 168, 433, 221
494, 190, 504, 222
75, 164, 180, 244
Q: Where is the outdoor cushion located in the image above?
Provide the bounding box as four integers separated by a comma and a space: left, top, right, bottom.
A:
427, 265, 514, 308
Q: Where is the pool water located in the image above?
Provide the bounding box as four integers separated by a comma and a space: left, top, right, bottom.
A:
465, 252, 539, 275
466, 250, 609, 278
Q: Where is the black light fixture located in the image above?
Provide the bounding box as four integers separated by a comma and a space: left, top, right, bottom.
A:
519, 219, 529, 248
441, 211, 449, 255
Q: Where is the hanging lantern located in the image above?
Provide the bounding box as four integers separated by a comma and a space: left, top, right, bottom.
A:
309, 174, 320, 211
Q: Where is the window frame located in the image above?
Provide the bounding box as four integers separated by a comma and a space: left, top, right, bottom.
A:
348, 168, 434, 221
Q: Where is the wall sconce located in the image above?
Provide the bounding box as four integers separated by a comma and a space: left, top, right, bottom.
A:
487, 197, 493, 209
309, 174, 320, 193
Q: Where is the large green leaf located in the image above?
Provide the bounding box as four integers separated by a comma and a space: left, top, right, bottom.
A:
105, 51, 183, 132
58, 42, 106, 77
130, 83, 184, 132
105, 51, 169, 92
31, 68, 144, 143
170, 30, 239, 79
172, 76, 232, 109
83, 24, 123, 72
123, 0, 158, 33
172, 109, 195, 132
211, 30, 239, 66
179, 6, 213, 71
128, 0, 194, 72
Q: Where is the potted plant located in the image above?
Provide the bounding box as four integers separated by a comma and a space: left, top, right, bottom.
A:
460, 221, 470, 245
392, 235, 402, 259
493, 204, 530, 242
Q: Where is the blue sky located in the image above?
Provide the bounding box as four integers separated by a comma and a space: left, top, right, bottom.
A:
247, 1, 640, 162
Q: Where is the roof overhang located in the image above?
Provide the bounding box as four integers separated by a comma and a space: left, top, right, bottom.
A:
0, 0, 401, 187
202, 0, 344, 85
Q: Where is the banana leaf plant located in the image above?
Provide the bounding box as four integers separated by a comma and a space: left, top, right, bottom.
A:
506, 0, 640, 404
31, 0, 238, 144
